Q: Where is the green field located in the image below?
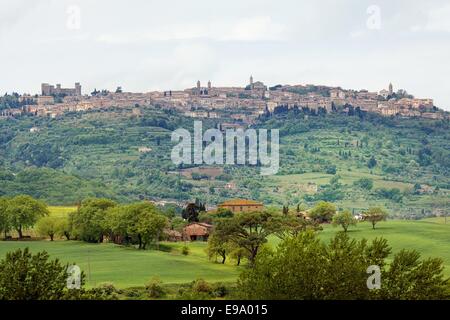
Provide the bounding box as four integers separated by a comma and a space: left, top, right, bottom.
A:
48, 206, 77, 217
0, 240, 240, 288
271, 219, 450, 275
319, 219, 449, 276
0, 219, 448, 288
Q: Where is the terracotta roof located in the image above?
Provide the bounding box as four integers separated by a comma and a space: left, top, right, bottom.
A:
218, 199, 263, 206
186, 222, 213, 228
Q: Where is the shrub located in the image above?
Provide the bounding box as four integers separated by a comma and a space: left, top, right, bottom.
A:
123, 288, 142, 298
353, 178, 374, 190
0, 248, 107, 300
332, 210, 357, 232
211, 282, 228, 298
325, 165, 337, 175
191, 279, 212, 294
309, 201, 336, 223
181, 245, 190, 256
145, 277, 165, 298
97, 282, 117, 295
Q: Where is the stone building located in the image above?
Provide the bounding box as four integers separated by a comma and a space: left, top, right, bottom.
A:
218, 199, 264, 214
41, 82, 81, 96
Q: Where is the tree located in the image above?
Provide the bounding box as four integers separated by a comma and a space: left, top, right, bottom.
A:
136, 210, 168, 250
237, 232, 448, 300
170, 216, 187, 233
206, 233, 228, 264
379, 249, 449, 299
213, 211, 283, 265
0, 248, 110, 300
200, 208, 233, 224
363, 207, 388, 229
354, 178, 374, 190
103, 205, 129, 243
309, 201, 336, 223
36, 216, 61, 241
181, 200, 206, 223
0, 197, 11, 239
368, 156, 377, 169
6, 195, 49, 238
0, 248, 71, 299
325, 165, 337, 175
228, 243, 247, 266
332, 210, 357, 232
104, 202, 168, 249
276, 213, 322, 240
71, 198, 117, 243
57, 214, 74, 240
198, 212, 214, 224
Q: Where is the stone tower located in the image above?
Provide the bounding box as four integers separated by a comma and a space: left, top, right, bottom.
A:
75, 82, 82, 96
207, 80, 211, 89
197, 80, 201, 89
250, 75, 254, 89
389, 83, 393, 95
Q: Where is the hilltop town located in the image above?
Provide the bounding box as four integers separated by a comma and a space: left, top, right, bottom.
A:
0, 77, 448, 122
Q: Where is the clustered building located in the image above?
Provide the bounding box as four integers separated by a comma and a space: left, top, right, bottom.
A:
5, 78, 447, 121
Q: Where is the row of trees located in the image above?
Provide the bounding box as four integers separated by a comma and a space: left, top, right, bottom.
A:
58, 199, 169, 250
0, 196, 171, 250
205, 201, 389, 266
308, 201, 388, 230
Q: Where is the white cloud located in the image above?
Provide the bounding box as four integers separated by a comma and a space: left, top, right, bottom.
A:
0, 0, 43, 33
425, 4, 450, 32
220, 16, 286, 41
96, 16, 286, 44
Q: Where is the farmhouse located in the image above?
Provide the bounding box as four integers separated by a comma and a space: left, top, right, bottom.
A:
218, 199, 264, 214
183, 222, 213, 241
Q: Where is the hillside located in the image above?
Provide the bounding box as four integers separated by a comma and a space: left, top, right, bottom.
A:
0, 106, 449, 218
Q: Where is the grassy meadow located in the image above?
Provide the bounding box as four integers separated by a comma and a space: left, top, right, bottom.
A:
0, 207, 449, 288
316, 219, 449, 276
270, 219, 450, 277
0, 240, 240, 288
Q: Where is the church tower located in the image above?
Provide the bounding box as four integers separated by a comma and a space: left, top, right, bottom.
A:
389, 82, 393, 95
208, 80, 211, 89
250, 75, 254, 89
197, 80, 201, 89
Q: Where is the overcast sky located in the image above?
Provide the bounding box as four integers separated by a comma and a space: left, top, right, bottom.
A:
1, 0, 449, 110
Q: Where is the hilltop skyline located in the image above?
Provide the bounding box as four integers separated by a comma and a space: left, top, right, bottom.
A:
1, 0, 450, 110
